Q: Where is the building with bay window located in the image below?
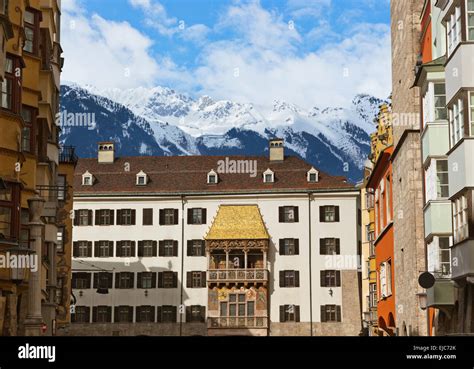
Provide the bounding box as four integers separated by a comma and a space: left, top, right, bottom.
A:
67, 140, 362, 336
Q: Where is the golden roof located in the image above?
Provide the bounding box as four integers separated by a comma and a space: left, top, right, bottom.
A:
205, 205, 270, 240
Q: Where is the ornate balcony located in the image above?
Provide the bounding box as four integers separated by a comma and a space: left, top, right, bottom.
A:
59, 146, 78, 165
208, 316, 268, 329
207, 269, 268, 284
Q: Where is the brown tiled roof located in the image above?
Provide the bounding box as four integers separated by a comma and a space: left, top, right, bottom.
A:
74, 155, 354, 195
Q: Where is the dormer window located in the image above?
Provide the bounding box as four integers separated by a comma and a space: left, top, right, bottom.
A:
207, 170, 218, 184
82, 171, 93, 186
263, 169, 274, 183
136, 171, 148, 186
307, 167, 319, 183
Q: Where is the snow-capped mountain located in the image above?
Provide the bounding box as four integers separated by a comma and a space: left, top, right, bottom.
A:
60, 83, 386, 182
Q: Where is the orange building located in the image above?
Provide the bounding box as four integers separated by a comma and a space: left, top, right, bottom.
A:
366, 105, 395, 336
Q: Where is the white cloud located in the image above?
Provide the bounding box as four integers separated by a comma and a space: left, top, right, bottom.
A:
129, 0, 178, 36
286, 0, 332, 18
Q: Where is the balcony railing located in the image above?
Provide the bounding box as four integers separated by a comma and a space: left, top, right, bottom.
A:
59, 146, 78, 164
208, 316, 268, 329
207, 269, 268, 283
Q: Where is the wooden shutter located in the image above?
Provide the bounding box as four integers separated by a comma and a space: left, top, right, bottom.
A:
172, 306, 177, 322
93, 273, 99, 289
94, 241, 99, 257
295, 271, 300, 287
186, 272, 192, 288
128, 307, 133, 322
156, 306, 162, 322
71, 274, 77, 289
73, 242, 79, 257
335, 206, 340, 222
137, 241, 143, 257
143, 209, 152, 225
279, 239, 284, 255
201, 241, 206, 256
295, 306, 300, 322
137, 273, 143, 289
173, 241, 178, 256
320, 270, 326, 287
88, 210, 93, 225
159, 241, 164, 257
110, 210, 114, 225
159, 209, 164, 225
186, 306, 191, 322
336, 239, 340, 254
320, 306, 327, 322
152, 241, 157, 256
87, 242, 92, 257
95, 210, 100, 225
136, 307, 142, 323
293, 207, 299, 222
319, 206, 325, 222
187, 209, 193, 224
107, 307, 112, 322
279, 271, 285, 287
172, 272, 178, 288
116, 241, 122, 257
131, 241, 136, 257
200, 306, 206, 322
336, 271, 341, 287
92, 306, 98, 323
73, 211, 79, 226
108, 241, 114, 257
107, 273, 113, 288
187, 240, 192, 256
158, 272, 163, 288
116, 210, 122, 225
115, 273, 120, 289
201, 272, 207, 287
130, 273, 135, 289
131, 209, 136, 225
278, 207, 284, 222
336, 306, 342, 322
151, 272, 157, 288
294, 239, 299, 255
280, 305, 285, 322
202, 208, 207, 224
320, 239, 325, 255
173, 209, 179, 224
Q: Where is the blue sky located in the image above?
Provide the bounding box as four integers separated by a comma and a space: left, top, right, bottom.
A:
62, 0, 391, 109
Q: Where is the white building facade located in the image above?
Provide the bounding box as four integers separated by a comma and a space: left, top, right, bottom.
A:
65, 141, 362, 336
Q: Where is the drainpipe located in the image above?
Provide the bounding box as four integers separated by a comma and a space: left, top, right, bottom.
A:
179, 195, 186, 336
308, 193, 313, 336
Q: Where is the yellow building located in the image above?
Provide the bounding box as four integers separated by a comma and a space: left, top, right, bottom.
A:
0, 0, 69, 336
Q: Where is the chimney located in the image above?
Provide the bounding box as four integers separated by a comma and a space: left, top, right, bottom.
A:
269, 138, 284, 161
98, 142, 115, 164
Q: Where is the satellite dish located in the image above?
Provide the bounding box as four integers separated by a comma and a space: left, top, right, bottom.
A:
418, 272, 435, 289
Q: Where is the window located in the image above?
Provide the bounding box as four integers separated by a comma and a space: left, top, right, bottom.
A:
138, 240, 156, 257
186, 305, 205, 323
186, 271, 206, 288
159, 240, 178, 257
307, 168, 319, 183
366, 188, 375, 209
279, 206, 299, 223
439, 238, 451, 277
56, 227, 64, 253
160, 209, 178, 225
158, 306, 177, 323
95, 209, 114, 226
468, 0, 474, 40
385, 176, 392, 222
137, 272, 156, 289
142, 208, 153, 225
453, 195, 469, 243
117, 209, 135, 225
263, 169, 274, 183
93, 273, 113, 290
187, 240, 205, 256
1, 55, 21, 113
434, 83, 447, 121
136, 306, 155, 323
136, 171, 147, 186
95, 241, 113, 258
320, 270, 341, 287
280, 270, 300, 288
447, 5, 462, 55
57, 175, 66, 201
72, 306, 90, 323
24, 9, 39, 54
21, 106, 35, 153
74, 209, 92, 226
115, 272, 134, 289
320, 206, 340, 222
469, 92, 474, 136
380, 260, 392, 298
158, 271, 178, 288
436, 160, 449, 198
369, 284, 377, 308
19, 208, 29, 249
188, 208, 206, 225
93, 306, 112, 323
114, 306, 133, 323
219, 294, 254, 318
73, 241, 92, 258
207, 170, 218, 184
320, 305, 341, 322
280, 304, 300, 322
116, 241, 135, 257
72, 273, 91, 289
450, 98, 464, 147
320, 238, 340, 255
82, 172, 93, 186
279, 239, 299, 255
